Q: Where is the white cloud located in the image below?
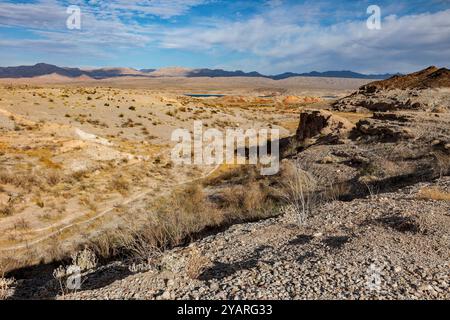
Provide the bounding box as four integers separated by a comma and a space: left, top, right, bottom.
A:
104, 0, 209, 19
158, 8, 450, 73
0, 0, 66, 29
0, 0, 448, 73
0, 0, 160, 60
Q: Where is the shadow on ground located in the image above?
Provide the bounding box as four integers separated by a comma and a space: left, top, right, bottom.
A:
199, 245, 272, 281
9, 262, 133, 300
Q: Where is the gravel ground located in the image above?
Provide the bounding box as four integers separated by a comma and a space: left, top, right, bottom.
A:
59, 178, 449, 300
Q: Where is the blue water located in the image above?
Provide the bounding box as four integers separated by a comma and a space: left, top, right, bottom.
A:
322, 95, 339, 99
184, 94, 225, 98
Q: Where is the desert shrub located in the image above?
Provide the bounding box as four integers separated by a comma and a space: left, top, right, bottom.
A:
69, 170, 89, 182
87, 231, 120, 260
149, 183, 223, 244
280, 162, 318, 225
92, 183, 223, 263
0, 172, 15, 185
203, 165, 258, 186
79, 196, 98, 212
432, 151, 450, 177
186, 248, 211, 280
14, 218, 29, 230
111, 227, 163, 265
0, 277, 14, 300
219, 181, 270, 217
0, 203, 14, 217
0, 171, 44, 191
52, 265, 71, 296
52, 248, 97, 296
110, 176, 130, 195
71, 248, 98, 271
359, 162, 382, 177
0, 261, 15, 300
324, 181, 351, 202
46, 170, 62, 186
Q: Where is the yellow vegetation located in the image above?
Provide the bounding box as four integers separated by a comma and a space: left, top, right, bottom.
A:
417, 187, 450, 201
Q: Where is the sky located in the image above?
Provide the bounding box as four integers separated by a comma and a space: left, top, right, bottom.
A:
0, 0, 449, 74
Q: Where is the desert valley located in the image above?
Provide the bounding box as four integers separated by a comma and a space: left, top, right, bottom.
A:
0, 64, 448, 300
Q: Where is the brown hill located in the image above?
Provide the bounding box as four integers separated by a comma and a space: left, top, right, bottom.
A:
333, 66, 450, 112
361, 66, 450, 92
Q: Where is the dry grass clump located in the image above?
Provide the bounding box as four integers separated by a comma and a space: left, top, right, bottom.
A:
203, 165, 258, 186
0, 203, 14, 217
89, 183, 223, 263
0, 172, 14, 185
0, 277, 14, 300
0, 260, 15, 300
70, 247, 98, 271
219, 181, 274, 218
186, 248, 211, 280
69, 169, 89, 182
432, 151, 450, 177
79, 196, 98, 213
280, 162, 318, 225
417, 187, 450, 201
324, 181, 351, 202
204, 165, 280, 219
110, 175, 130, 195
46, 170, 62, 186
146, 183, 223, 244
0, 169, 62, 191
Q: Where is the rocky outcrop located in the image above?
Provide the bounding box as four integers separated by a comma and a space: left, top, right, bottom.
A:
296, 110, 354, 144
332, 67, 450, 112
291, 111, 450, 202
351, 113, 416, 142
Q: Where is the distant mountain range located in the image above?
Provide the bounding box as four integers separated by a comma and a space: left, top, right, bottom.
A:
0, 63, 398, 80
186, 68, 397, 80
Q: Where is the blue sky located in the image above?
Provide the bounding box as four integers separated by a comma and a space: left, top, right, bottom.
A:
0, 0, 449, 74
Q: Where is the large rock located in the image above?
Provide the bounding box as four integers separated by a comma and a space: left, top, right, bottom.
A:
296, 110, 354, 144
351, 113, 416, 142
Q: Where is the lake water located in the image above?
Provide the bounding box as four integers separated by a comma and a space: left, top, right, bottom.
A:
322, 95, 339, 99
